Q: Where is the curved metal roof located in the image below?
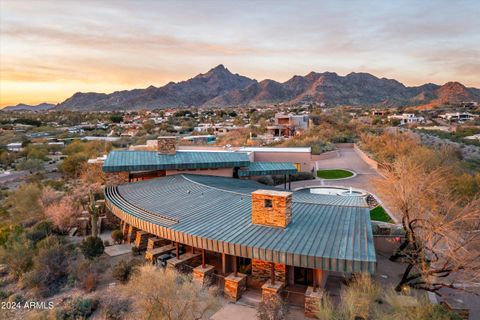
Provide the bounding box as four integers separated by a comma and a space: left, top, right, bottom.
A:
104, 174, 376, 272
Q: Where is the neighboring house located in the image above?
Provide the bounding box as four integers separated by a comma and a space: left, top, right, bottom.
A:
387, 113, 425, 125
439, 112, 477, 122
464, 134, 480, 141
371, 109, 387, 117
6, 142, 23, 152
267, 113, 309, 137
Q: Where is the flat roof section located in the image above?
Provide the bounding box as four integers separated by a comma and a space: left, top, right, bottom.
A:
238, 162, 298, 177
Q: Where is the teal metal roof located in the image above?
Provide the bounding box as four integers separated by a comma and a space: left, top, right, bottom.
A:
238, 162, 298, 177
102, 150, 250, 172
104, 174, 376, 272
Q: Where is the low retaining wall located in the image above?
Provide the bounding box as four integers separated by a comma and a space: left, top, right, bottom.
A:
353, 144, 379, 170
311, 150, 337, 161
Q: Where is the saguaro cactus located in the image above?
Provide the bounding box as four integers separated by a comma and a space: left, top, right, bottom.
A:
88, 191, 99, 237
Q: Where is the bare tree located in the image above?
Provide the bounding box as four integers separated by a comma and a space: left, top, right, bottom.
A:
44, 196, 80, 233
375, 155, 480, 294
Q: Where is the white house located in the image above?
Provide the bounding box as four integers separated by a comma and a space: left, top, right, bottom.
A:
439, 112, 477, 122
6, 142, 23, 152
388, 113, 425, 125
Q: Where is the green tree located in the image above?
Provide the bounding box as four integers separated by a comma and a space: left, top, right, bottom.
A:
142, 119, 156, 134
80, 236, 104, 259
16, 159, 45, 172
60, 152, 89, 177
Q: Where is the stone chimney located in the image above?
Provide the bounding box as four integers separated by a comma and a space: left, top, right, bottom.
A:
157, 136, 177, 155
251, 190, 292, 228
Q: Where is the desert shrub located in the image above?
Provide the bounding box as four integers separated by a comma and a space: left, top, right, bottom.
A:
290, 172, 314, 181
0, 290, 9, 300
257, 176, 274, 186
23, 237, 69, 297
0, 235, 34, 279
112, 260, 139, 284
44, 196, 79, 234
25, 220, 54, 245
101, 296, 131, 320
315, 274, 462, 320
257, 294, 288, 320
131, 246, 140, 256
71, 259, 103, 293
0, 224, 23, 247
80, 236, 104, 259
8, 293, 24, 304
341, 273, 381, 319
5, 183, 43, 223
121, 265, 220, 320
56, 297, 97, 320
111, 230, 123, 244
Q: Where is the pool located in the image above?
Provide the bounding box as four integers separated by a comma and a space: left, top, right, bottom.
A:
309, 187, 366, 197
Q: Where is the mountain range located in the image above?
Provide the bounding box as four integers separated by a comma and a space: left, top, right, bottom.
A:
5, 65, 480, 111
2, 103, 56, 112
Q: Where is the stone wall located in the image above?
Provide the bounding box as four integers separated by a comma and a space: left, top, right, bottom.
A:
134, 231, 150, 250
224, 273, 247, 302
157, 136, 177, 154
305, 287, 324, 318
251, 190, 292, 228
251, 259, 286, 284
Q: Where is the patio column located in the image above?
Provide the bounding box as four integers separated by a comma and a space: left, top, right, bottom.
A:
202, 249, 205, 268
270, 262, 275, 285
233, 256, 238, 277
262, 262, 284, 302
222, 253, 227, 275
305, 269, 326, 318
284, 174, 287, 190
175, 242, 179, 258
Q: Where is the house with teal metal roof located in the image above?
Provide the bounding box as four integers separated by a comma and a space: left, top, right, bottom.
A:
100, 137, 376, 312
103, 173, 376, 309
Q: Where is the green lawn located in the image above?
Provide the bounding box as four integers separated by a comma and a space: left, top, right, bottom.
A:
370, 206, 393, 222
316, 169, 354, 179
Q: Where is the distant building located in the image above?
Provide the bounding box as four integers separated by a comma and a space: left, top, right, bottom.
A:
6, 142, 23, 152
388, 113, 425, 125
465, 134, 480, 141
371, 109, 387, 117
439, 112, 477, 122
267, 113, 309, 137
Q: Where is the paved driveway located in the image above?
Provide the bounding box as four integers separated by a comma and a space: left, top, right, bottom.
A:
290, 146, 381, 194
315, 148, 377, 175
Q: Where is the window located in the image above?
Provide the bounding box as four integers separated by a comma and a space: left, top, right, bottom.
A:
264, 199, 273, 208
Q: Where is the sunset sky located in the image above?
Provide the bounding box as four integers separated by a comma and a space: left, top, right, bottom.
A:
1, 0, 479, 107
